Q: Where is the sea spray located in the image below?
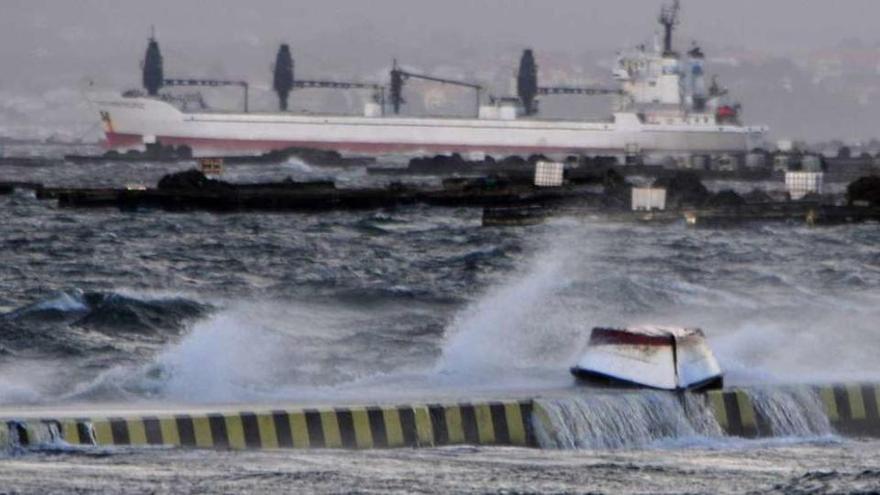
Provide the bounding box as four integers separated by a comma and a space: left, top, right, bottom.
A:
16, 220, 880, 406
749, 386, 833, 437
74, 297, 451, 404
434, 228, 587, 377
146, 309, 291, 402
709, 302, 880, 386
533, 391, 722, 449
532, 386, 837, 450
281, 157, 317, 174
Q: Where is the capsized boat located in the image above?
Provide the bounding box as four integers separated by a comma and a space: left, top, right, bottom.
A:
570, 326, 723, 391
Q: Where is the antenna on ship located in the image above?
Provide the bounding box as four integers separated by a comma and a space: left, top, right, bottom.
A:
517, 49, 538, 116
658, 0, 680, 56
142, 26, 164, 96
273, 44, 294, 111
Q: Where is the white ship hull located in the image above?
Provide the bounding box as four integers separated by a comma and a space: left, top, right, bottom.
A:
93, 95, 763, 156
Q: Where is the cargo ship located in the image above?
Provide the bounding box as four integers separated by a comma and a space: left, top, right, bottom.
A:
91, 1, 766, 157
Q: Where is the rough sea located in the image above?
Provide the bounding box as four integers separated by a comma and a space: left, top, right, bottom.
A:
1, 143, 880, 494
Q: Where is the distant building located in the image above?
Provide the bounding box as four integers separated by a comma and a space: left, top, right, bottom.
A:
801, 154, 824, 172
776, 139, 806, 153
744, 151, 768, 169
710, 154, 739, 172
773, 153, 796, 173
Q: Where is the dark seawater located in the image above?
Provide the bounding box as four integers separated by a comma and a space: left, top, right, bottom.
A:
2, 441, 880, 494
1, 152, 880, 493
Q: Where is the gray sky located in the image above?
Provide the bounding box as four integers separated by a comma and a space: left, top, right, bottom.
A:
3, 0, 880, 141
4, 0, 879, 83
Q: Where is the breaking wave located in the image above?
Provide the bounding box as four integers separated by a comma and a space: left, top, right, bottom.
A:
2, 289, 209, 338
535, 392, 722, 449
534, 386, 835, 450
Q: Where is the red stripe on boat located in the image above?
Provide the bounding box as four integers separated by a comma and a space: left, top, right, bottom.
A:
588, 328, 673, 346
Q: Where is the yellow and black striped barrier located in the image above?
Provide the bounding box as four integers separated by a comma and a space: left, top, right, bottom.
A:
5, 385, 880, 451
705, 388, 759, 437
3, 401, 536, 450
705, 384, 880, 438
2, 419, 64, 448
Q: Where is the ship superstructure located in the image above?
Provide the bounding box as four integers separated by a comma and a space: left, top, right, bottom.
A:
611, 17, 742, 128
91, 1, 765, 158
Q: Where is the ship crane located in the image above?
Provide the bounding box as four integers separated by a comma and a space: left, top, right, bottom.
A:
272, 44, 385, 112
141, 33, 250, 112
516, 49, 621, 116
389, 60, 483, 116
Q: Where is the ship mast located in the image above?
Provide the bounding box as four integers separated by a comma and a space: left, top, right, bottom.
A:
658, 0, 680, 56
273, 44, 294, 111
517, 50, 538, 116
142, 27, 164, 96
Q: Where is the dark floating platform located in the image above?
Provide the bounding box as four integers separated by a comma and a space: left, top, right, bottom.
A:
369, 153, 617, 182
64, 142, 195, 163
369, 152, 771, 182
21, 160, 880, 227
484, 171, 880, 227
37, 168, 600, 212
372, 152, 880, 184
0, 181, 44, 195
684, 203, 880, 227
64, 143, 374, 167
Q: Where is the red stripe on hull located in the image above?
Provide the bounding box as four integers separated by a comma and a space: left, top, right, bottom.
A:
103, 132, 610, 155
104, 132, 146, 149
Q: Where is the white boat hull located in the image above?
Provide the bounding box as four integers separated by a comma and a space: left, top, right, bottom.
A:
571, 326, 723, 391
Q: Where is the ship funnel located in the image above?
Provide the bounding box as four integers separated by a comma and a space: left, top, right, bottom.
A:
273, 44, 294, 111
142, 32, 164, 96
517, 49, 538, 116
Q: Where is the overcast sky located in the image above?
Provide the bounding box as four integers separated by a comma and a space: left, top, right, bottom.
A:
3, 1, 880, 141
4, 0, 880, 86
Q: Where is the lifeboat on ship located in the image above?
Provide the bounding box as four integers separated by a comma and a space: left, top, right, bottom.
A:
570, 326, 723, 391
